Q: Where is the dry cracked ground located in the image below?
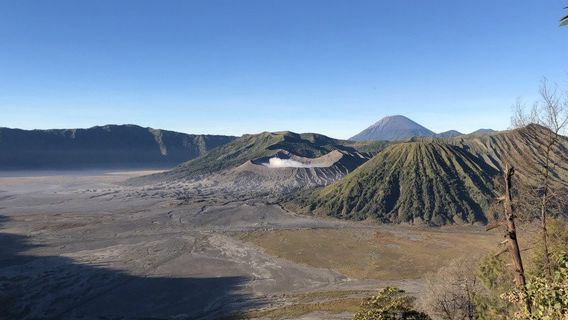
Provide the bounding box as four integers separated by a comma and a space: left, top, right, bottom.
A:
0, 171, 500, 320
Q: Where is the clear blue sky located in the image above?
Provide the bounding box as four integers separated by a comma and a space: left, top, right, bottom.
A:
0, 1, 567, 139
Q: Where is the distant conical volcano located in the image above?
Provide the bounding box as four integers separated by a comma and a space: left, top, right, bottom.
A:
350, 115, 435, 141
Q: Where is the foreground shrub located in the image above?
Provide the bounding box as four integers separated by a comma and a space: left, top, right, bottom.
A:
418, 257, 480, 320
503, 254, 568, 320
353, 287, 431, 320
476, 254, 516, 319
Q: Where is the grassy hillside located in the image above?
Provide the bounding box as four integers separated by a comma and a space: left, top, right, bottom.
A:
304, 142, 498, 225
152, 131, 390, 181
298, 125, 568, 225
345, 140, 392, 153
451, 124, 568, 187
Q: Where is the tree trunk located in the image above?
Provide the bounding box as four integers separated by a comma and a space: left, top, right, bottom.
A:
502, 166, 531, 313
540, 140, 554, 279
540, 189, 552, 278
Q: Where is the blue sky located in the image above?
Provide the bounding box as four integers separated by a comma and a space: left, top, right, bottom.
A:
0, 1, 567, 139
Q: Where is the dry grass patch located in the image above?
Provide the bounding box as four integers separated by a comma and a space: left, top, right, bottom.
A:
244, 298, 361, 319
240, 227, 500, 280
228, 290, 372, 320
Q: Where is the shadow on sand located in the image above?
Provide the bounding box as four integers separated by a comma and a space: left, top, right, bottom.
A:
0, 215, 264, 320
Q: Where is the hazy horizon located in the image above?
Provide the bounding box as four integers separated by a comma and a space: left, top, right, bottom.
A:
0, 114, 501, 139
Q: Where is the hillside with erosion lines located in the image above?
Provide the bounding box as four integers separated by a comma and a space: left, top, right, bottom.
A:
295, 125, 568, 225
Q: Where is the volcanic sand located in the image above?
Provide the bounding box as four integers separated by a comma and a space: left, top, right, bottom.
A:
0, 171, 501, 319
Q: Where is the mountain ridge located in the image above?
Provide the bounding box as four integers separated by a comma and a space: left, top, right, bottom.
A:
435, 130, 463, 138
0, 125, 236, 169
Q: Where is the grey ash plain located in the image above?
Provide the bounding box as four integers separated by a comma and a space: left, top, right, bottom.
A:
0, 170, 417, 320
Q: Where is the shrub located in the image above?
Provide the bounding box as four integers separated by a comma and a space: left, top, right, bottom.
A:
503, 254, 568, 320
476, 254, 516, 320
418, 257, 480, 320
353, 287, 431, 320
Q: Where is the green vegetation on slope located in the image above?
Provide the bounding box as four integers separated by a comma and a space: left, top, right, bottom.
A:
302, 142, 499, 225
156, 131, 390, 180
451, 124, 568, 188
297, 125, 568, 225
345, 139, 392, 154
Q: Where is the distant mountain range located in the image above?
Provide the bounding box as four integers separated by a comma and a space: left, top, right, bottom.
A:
0, 125, 236, 169
349, 115, 493, 141
4, 120, 562, 226
469, 128, 497, 135
126, 122, 567, 225
0, 117, 495, 170
435, 130, 463, 138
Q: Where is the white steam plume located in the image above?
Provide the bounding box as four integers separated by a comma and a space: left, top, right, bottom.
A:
262, 157, 324, 168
